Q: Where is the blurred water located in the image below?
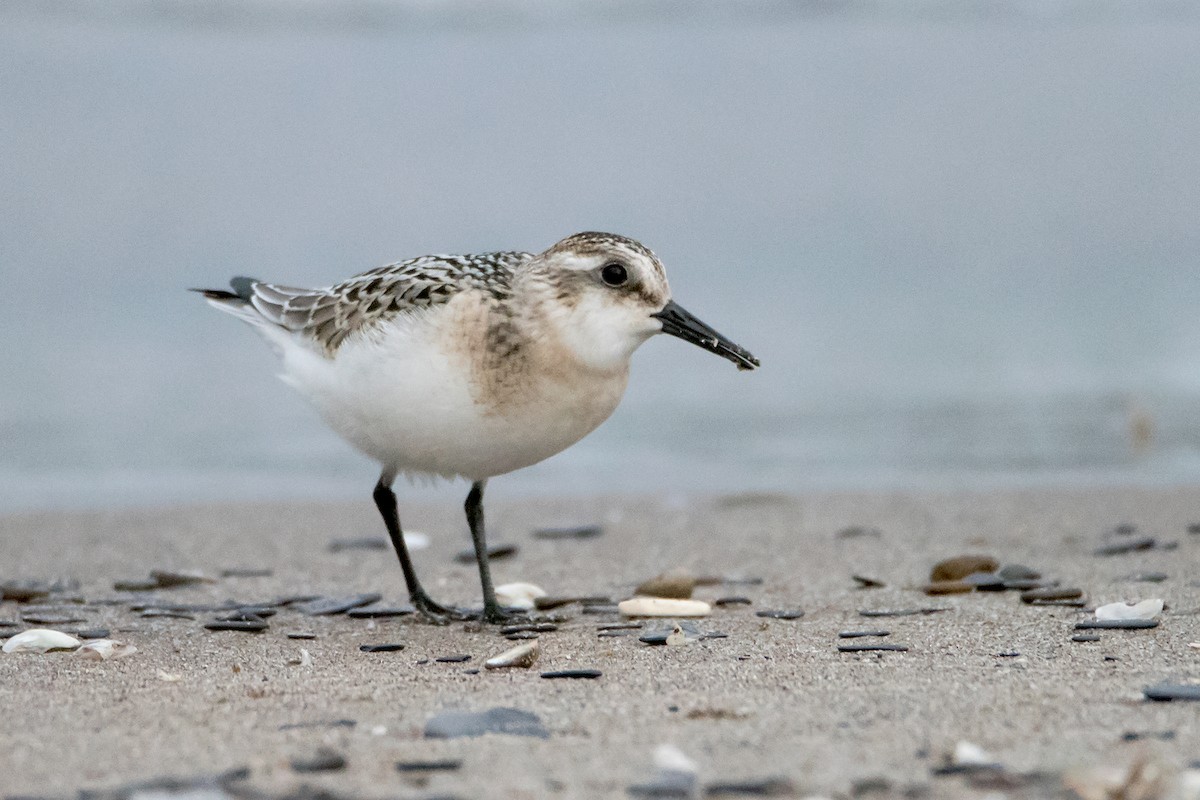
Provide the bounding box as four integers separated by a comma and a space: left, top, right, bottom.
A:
2, 1, 1200, 511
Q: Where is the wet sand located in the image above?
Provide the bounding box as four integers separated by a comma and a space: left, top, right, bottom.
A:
2, 486, 1199, 798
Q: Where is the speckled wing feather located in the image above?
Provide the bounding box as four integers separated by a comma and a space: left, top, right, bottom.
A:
247, 252, 532, 354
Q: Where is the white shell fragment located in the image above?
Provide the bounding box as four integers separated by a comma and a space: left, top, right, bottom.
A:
654, 744, 698, 776
494, 582, 547, 611
952, 741, 998, 767
2, 628, 81, 654
618, 598, 711, 618
74, 639, 137, 661
1094, 599, 1164, 621
484, 640, 540, 669
403, 531, 430, 551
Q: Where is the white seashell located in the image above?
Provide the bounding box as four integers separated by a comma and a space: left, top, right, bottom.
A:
2, 628, 81, 654
74, 639, 137, 661
494, 582, 547, 611
665, 624, 692, 647
1095, 599, 1164, 621
952, 741, 997, 767
484, 640, 539, 669
618, 597, 711, 618
653, 743, 698, 775
403, 531, 430, 550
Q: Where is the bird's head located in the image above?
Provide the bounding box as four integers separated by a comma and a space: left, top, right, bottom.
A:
525, 231, 760, 373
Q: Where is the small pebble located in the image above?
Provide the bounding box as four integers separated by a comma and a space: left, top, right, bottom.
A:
347, 604, 415, 618
755, 609, 804, 620
532, 525, 602, 540
852, 575, 886, 589
1143, 683, 1200, 702
396, 759, 464, 772
838, 631, 890, 639
360, 644, 406, 653
499, 623, 558, 635
1187, 522, 1200, 535
327, 537, 388, 552
455, 543, 517, 563
930, 555, 998, 582
580, 604, 622, 615
1071, 634, 1101, 642
506, 631, 541, 640
203, 618, 268, 633
859, 608, 948, 617
922, 580, 973, 595
295, 594, 382, 616
65, 628, 110, 640
541, 669, 602, 679
597, 622, 642, 631
1122, 572, 1169, 583
286, 632, 318, 640
1, 580, 54, 602
714, 596, 753, 606
838, 643, 909, 653
425, 707, 548, 739
1094, 536, 1156, 556
278, 719, 356, 730
113, 579, 160, 592
435, 654, 471, 663
1075, 619, 1158, 630
1021, 587, 1083, 603
997, 564, 1041, 581
705, 778, 796, 797
290, 748, 347, 773
836, 525, 882, 538
149, 569, 216, 588
220, 568, 273, 578
20, 612, 85, 625
963, 572, 1007, 591
635, 568, 696, 600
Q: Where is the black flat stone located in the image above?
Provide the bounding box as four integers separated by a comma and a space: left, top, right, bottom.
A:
541, 669, 602, 679
851, 575, 886, 588
755, 609, 804, 620
66, 628, 110, 640
360, 643, 406, 652
506, 631, 541, 640
113, 579, 161, 592
1144, 683, 1200, 701
204, 618, 268, 633
142, 609, 196, 620
278, 718, 356, 730
704, 778, 796, 797
347, 604, 415, 618
231, 606, 277, 617
598, 630, 636, 638
838, 644, 909, 653
425, 707, 548, 739
500, 623, 558, 635
714, 596, 753, 606
1021, 587, 1083, 602
836, 525, 882, 538
286, 632, 318, 640
1094, 536, 1156, 556
1075, 620, 1158, 630
455, 543, 517, 563
597, 622, 642, 631
859, 608, 948, 618
580, 605, 621, 615
396, 759, 464, 772
1071, 634, 1101, 642
532, 525, 603, 540
294, 593, 382, 616
997, 564, 1042, 581
20, 613, 85, 625
327, 537, 388, 552
838, 630, 890, 638
290, 748, 347, 772
535, 595, 612, 610
435, 654, 471, 663
220, 568, 273, 578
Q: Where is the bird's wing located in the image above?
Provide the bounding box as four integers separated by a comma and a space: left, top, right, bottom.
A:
245, 252, 532, 354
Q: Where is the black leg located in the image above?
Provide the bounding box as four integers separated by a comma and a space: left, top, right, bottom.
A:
464, 480, 521, 624
372, 477, 467, 624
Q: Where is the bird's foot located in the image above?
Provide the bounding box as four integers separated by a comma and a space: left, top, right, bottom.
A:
481, 603, 529, 625
411, 592, 473, 625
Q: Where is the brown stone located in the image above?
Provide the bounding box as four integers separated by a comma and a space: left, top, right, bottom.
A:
930, 555, 998, 582
922, 580, 974, 595
634, 568, 696, 599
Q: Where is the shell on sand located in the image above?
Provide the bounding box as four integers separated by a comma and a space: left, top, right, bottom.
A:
495, 582, 547, 611
74, 639, 138, 661
618, 598, 711, 618
2, 629, 81, 654
484, 641, 540, 669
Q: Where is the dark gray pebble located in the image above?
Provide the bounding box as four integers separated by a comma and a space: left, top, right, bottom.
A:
838, 644, 909, 653
396, 759, 464, 772
328, 537, 388, 552
695, 575, 764, 586
838, 631, 890, 639
995, 651, 1021, 658
997, 564, 1042, 581
1020, 587, 1083, 603
220, 568, 273, 578
148, 570, 213, 588
1071, 634, 1101, 642
1144, 683, 1200, 701
233, 605, 277, 617
435, 654, 471, 663
0, 619, 20, 629
425, 707, 549, 739
541, 669, 602, 679
580, 604, 621, 615
141, 609, 196, 620
532, 525, 603, 540
1076, 619, 1158, 630
627, 779, 693, 798
1094, 536, 1156, 556
360, 643, 406, 653
500, 623, 558, 635
66, 628, 111, 640
204, 618, 268, 633
534, 595, 609, 610
455, 543, 517, 564
836, 525, 882, 538
348, 603, 415, 618
598, 630, 637, 638
1, 581, 53, 602
705, 777, 796, 796
216, 610, 273, 622
755, 609, 804, 620
272, 594, 323, 606
71, 766, 250, 798
1003, 579, 1054, 591
506, 631, 542, 640
859, 608, 948, 618
286, 632, 318, 640
964, 572, 1007, 591
20, 612, 85, 625
1188, 522, 1200, 535
851, 574, 886, 589
278, 718, 356, 730
714, 596, 754, 606
1027, 598, 1088, 607
597, 622, 643, 631
1122, 730, 1176, 741
289, 748, 346, 773
113, 579, 161, 592
295, 593, 382, 616
1122, 572, 1169, 583
1110, 522, 1138, 535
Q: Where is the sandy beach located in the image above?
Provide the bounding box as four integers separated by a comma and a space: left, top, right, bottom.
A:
2, 486, 1199, 799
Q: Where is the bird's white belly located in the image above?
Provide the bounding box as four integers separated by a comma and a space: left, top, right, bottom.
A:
276, 308, 627, 480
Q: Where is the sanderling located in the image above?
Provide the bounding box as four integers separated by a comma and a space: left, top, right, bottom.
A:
196, 231, 758, 623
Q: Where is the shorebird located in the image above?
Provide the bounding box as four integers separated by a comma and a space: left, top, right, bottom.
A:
196, 232, 759, 623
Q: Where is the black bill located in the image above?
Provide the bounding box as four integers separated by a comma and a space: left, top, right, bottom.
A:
652, 300, 760, 371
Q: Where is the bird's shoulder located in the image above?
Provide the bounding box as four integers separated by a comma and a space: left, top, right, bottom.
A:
249, 251, 533, 354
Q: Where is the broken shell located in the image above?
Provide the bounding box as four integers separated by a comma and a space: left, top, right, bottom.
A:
635, 568, 696, 599
618, 598, 711, 618
484, 640, 539, 669
74, 639, 137, 661
2, 628, 81, 654
1095, 599, 1164, 621
404, 531, 430, 550
665, 624, 692, 646
494, 582, 547, 611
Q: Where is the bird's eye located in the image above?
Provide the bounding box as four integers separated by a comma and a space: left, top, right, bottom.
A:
600, 263, 629, 287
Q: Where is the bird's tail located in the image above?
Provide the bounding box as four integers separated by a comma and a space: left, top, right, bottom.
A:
190, 276, 263, 325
